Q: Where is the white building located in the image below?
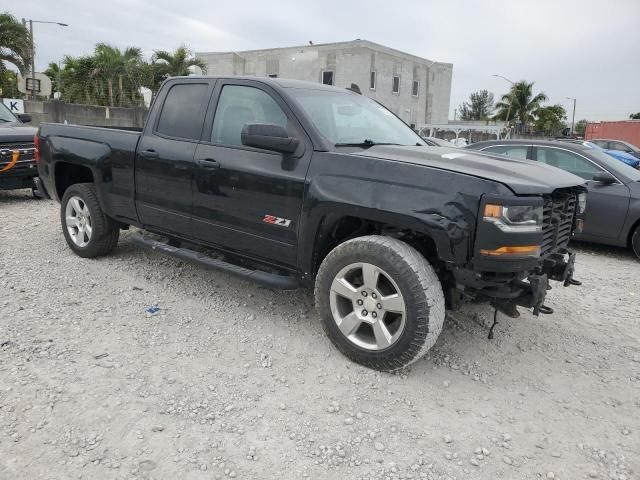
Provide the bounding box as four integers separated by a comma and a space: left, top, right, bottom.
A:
196, 40, 453, 126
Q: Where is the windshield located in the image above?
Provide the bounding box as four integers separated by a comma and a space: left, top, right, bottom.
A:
589, 149, 640, 182
287, 88, 426, 147
0, 102, 18, 123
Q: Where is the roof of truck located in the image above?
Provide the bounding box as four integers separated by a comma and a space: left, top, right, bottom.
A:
167, 75, 359, 93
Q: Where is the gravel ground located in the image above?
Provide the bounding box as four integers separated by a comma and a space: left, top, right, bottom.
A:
1, 188, 639, 480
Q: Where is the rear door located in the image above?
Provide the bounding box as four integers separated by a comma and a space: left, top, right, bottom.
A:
532, 146, 630, 239
135, 79, 215, 237
191, 80, 311, 270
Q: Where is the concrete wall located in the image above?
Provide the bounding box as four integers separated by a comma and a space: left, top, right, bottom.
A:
197, 40, 453, 125
23, 101, 147, 128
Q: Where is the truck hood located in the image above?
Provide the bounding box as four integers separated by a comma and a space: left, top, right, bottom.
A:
353, 145, 585, 195
0, 124, 38, 143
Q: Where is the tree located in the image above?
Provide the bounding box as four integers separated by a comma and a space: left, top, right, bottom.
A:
575, 119, 587, 136
534, 104, 567, 135
630, 112, 640, 120
44, 62, 61, 94
92, 43, 143, 107
152, 46, 207, 80
458, 90, 494, 120
0, 69, 19, 98
0, 12, 32, 75
494, 81, 548, 127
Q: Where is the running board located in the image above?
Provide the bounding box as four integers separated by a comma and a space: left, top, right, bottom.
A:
131, 232, 300, 290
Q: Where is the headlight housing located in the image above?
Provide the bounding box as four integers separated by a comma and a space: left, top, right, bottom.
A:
483, 203, 543, 233
577, 192, 587, 214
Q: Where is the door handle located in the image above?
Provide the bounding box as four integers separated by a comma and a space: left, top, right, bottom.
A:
196, 158, 220, 169
139, 149, 159, 159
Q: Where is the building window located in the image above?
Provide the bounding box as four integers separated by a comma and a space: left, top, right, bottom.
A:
268, 74, 278, 78
322, 71, 334, 86
370, 71, 376, 90
392, 75, 400, 94
412, 80, 419, 97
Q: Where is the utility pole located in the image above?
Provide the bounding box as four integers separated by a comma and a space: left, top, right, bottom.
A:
26, 19, 69, 100
566, 97, 576, 136
29, 20, 35, 100
492, 74, 516, 139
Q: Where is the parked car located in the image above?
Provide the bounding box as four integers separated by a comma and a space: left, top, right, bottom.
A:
590, 139, 640, 160
557, 139, 640, 169
36, 77, 585, 371
422, 136, 452, 147
465, 140, 640, 258
0, 102, 38, 193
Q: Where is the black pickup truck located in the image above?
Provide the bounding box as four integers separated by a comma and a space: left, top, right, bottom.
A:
36, 77, 586, 371
0, 101, 38, 192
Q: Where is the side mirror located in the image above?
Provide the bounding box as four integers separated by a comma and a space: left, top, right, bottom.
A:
17, 113, 31, 123
592, 172, 616, 184
241, 123, 299, 154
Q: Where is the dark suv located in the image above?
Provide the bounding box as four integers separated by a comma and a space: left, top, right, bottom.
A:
0, 102, 38, 193
466, 140, 640, 258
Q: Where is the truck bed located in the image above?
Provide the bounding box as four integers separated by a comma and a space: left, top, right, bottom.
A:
37, 123, 142, 223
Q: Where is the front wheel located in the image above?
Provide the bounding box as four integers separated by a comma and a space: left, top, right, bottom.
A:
60, 183, 119, 258
632, 224, 640, 260
315, 235, 445, 371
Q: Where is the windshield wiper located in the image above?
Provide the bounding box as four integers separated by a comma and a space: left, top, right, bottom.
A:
335, 139, 403, 147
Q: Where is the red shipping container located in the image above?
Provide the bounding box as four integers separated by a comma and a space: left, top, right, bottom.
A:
584, 120, 640, 147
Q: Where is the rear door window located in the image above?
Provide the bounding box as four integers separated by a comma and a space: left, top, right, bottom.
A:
482, 145, 530, 159
535, 147, 603, 180
156, 83, 210, 140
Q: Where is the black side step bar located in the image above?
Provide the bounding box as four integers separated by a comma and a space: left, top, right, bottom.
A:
131, 232, 300, 290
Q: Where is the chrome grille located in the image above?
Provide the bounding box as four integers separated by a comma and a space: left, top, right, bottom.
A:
0, 142, 36, 169
541, 188, 578, 256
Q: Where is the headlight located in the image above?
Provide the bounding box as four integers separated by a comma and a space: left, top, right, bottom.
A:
483, 203, 543, 233
577, 192, 587, 214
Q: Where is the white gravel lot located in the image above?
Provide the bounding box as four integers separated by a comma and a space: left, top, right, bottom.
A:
1, 188, 639, 480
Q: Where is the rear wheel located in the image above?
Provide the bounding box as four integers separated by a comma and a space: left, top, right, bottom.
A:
632, 224, 640, 259
315, 235, 445, 371
60, 183, 119, 258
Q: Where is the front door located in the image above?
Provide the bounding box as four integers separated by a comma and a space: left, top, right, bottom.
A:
135, 80, 213, 237
191, 81, 311, 270
533, 146, 630, 239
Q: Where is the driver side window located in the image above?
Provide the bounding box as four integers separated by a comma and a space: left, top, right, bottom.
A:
211, 85, 288, 147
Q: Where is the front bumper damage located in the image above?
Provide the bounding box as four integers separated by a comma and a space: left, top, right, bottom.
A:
448, 248, 580, 318
489, 249, 578, 317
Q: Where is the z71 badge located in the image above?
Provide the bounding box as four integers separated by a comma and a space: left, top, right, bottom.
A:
263, 214, 292, 227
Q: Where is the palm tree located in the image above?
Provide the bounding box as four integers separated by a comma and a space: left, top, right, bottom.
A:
152, 45, 207, 80
494, 81, 548, 128
92, 43, 143, 106
0, 12, 32, 75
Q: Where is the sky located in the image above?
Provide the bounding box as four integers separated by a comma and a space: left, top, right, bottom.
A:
5, 0, 640, 121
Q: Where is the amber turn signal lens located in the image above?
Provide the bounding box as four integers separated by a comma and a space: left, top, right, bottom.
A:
479, 245, 541, 257
483, 204, 503, 218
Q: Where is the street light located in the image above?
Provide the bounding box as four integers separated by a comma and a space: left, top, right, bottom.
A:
565, 97, 576, 137
27, 19, 69, 100
492, 74, 515, 139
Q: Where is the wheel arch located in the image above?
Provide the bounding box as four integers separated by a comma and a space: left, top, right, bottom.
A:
303, 209, 458, 282
54, 162, 95, 201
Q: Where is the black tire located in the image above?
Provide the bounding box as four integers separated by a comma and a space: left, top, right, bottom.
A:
60, 183, 119, 258
632, 224, 640, 259
315, 235, 445, 371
